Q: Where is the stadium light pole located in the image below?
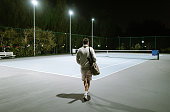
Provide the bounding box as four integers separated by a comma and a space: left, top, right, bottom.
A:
32, 0, 38, 56
92, 18, 95, 48
142, 40, 144, 49
69, 10, 73, 54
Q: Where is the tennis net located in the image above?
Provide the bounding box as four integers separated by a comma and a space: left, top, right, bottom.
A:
72, 49, 159, 60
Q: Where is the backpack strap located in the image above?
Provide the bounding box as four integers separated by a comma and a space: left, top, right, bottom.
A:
89, 47, 94, 66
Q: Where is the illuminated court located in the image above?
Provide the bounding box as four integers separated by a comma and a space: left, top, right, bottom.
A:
0, 54, 170, 112
0, 54, 155, 80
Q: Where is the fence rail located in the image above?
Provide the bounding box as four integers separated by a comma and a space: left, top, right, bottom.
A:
0, 26, 170, 57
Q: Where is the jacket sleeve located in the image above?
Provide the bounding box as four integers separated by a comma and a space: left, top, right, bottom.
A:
90, 47, 96, 62
76, 49, 81, 64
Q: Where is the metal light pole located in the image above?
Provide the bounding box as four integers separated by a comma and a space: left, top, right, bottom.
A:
69, 10, 73, 54
92, 18, 94, 48
142, 40, 144, 49
32, 0, 38, 56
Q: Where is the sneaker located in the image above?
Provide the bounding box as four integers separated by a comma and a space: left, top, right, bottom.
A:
83, 94, 88, 101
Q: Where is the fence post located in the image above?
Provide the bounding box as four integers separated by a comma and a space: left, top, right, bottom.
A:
66, 33, 67, 53
38, 31, 40, 55
119, 37, 120, 50
53, 32, 55, 54
130, 37, 131, 50
19, 28, 21, 57
155, 36, 156, 50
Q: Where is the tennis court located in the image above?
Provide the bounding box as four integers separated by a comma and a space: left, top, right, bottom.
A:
0, 53, 170, 112
0, 51, 158, 80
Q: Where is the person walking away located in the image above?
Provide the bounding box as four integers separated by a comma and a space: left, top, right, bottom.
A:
76, 38, 96, 101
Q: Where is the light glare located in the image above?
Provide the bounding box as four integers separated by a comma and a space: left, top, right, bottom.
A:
32, 0, 38, 5
69, 10, 73, 15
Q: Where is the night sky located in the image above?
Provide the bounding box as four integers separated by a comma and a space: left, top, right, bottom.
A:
68, 0, 170, 29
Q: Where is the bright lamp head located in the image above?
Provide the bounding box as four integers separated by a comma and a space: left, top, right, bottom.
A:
92, 18, 95, 21
32, 0, 38, 6
69, 10, 73, 15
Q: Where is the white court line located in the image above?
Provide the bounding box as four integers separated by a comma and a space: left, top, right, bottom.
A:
0, 59, 148, 81
93, 60, 148, 80
100, 60, 131, 69
0, 64, 81, 79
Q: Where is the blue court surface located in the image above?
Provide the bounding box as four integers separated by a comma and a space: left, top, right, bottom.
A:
0, 54, 152, 80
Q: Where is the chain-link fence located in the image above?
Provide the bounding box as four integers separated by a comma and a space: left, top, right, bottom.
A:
118, 36, 170, 52
0, 26, 115, 57
1, 26, 170, 57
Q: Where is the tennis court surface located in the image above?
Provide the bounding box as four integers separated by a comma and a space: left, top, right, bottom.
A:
0, 54, 170, 112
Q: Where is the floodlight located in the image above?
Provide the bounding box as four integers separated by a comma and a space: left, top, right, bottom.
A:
69, 10, 73, 15
32, 0, 38, 5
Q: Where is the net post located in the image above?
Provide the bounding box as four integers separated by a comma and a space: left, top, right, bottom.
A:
157, 50, 159, 60
106, 50, 109, 57
152, 50, 159, 60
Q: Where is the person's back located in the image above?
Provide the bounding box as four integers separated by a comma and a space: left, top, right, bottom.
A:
76, 45, 96, 69
76, 38, 96, 101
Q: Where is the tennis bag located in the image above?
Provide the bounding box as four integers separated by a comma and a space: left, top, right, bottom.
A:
91, 62, 100, 75
88, 47, 100, 76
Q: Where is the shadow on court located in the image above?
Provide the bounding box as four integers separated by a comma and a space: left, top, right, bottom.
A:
85, 93, 156, 112
56, 93, 155, 112
56, 93, 91, 104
